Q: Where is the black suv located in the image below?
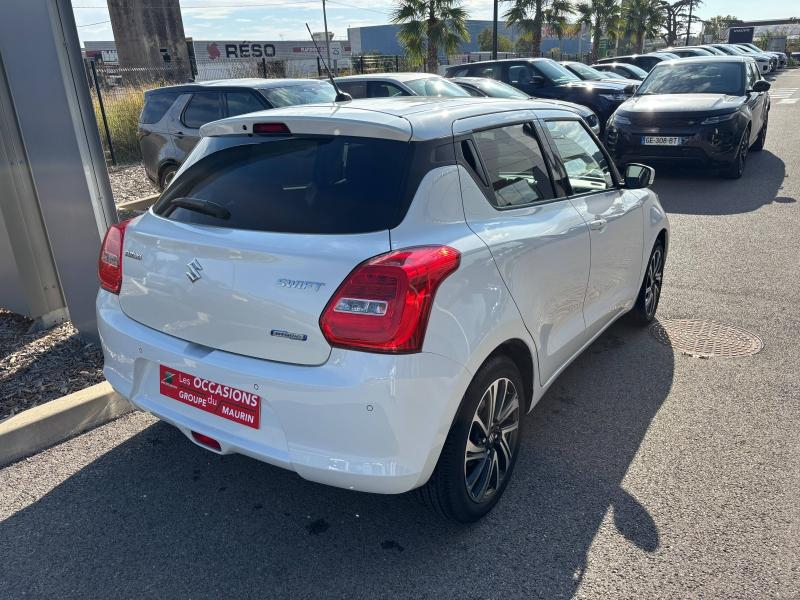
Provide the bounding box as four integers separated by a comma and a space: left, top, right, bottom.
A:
445, 58, 633, 128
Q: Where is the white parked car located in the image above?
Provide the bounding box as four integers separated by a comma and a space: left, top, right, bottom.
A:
97, 97, 669, 522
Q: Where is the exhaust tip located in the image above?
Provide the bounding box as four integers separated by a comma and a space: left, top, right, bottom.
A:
191, 431, 221, 451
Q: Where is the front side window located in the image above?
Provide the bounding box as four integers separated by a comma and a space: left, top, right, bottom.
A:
472, 123, 554, 208
225, 91, 266, 117
508, 64, 535, 85
545, 120, 613, 194
404, 77, 470, 97
367, 81, 407, 97
531, 60, 581, 84
183, 92, 223, 129
336, 81, 367, 99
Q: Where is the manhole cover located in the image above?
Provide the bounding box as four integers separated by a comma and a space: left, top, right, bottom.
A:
649, 319, 763, 358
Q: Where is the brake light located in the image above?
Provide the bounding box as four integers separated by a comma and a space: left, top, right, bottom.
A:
253, 122, 290, 134
320, 246, 460, 353
98, 219, 131, 294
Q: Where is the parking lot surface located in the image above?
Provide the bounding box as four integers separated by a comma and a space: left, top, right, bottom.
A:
1, 71, 799, 600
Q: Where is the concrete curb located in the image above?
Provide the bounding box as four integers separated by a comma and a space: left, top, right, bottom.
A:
117, 193, 159, 212
0, 382, 134, 468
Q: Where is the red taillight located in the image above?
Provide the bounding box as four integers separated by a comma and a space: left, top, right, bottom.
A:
191, 431, 221, 451
253, 122, 290, 134
320, 246, 460, 353
98, 219, 131, 294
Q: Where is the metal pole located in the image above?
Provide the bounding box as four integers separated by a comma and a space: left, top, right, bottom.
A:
90, 59, 115, 166
321, 0, 332, 68
492, 0, 498, 60
685, 2, 693, 45
261, 57, 267, 77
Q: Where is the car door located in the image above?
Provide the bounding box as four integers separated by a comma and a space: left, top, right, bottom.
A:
745, 61, 766, 143
505, 62, 558, 99
175, 91, 224, 157
454, 113, 592, 385
367, 81, 409, 97
224, 90, 269, 118
542, 117, 644, 340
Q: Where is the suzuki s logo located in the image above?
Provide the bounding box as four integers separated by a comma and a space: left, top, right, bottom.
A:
186, 259, 203, 283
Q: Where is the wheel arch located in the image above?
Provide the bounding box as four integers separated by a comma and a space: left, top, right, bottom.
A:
482, 338, 535, 414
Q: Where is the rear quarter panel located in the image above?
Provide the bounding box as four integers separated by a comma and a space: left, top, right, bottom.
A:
390, 165, 541, 409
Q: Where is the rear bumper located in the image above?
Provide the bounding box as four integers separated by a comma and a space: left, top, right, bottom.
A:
97, 291, 471, 494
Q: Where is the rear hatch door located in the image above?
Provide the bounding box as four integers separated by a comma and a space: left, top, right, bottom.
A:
119, 131, 413, 366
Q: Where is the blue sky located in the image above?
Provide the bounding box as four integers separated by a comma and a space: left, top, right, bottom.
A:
72, 0, 795, 43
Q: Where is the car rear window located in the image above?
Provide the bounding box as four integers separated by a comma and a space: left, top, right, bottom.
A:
141, 91, 181, 124
154, 136, 413, 234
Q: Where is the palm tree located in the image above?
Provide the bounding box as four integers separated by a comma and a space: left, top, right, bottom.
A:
574, 0, 620, 62
390, 0, 470, 73
622, 0, 666, 53
504, 0, 574, 56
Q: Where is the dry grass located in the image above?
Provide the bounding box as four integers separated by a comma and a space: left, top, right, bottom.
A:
91, 81, 166, 164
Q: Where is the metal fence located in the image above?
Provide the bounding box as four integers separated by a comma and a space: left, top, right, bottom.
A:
84, 51, 591, 165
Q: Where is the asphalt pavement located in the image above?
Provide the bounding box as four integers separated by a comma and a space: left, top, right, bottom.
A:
1, 70, 799, 600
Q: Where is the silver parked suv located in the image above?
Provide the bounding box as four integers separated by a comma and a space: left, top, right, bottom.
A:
138, 78, 336, 189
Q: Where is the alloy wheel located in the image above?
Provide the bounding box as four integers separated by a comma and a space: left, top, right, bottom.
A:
644, 246, 664, 318
464, 377, 520, 503
737, 131, 749, 174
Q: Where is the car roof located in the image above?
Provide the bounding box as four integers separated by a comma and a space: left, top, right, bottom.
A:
145, 78, 329, 94
200, 96, 580, 141
447, 57, 554, 68
335, 72, 443, 83
656, 55, 752, 66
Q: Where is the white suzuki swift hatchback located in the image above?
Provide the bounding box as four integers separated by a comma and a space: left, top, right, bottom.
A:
98, 97, 668, 522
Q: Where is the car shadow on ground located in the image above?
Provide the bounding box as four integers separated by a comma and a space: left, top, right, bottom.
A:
650, 150, 793, 215
0, 319, 675, 599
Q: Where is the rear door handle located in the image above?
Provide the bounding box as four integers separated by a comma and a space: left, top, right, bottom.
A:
589, 218, 607, 231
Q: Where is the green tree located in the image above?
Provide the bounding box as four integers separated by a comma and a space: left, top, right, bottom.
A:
622, 0, 666, 53
504, 0, 574, 56
477, 27, 515, 52
574, 0, 620, 62
661, 0, 702, 46
390, 0, 471, 72
702, 14, 740, 42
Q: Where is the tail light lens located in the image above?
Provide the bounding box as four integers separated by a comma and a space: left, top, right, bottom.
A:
98, 219, 131, 294
320, 246, 460, 353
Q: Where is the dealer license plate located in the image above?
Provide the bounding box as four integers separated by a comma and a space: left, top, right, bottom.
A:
159, 365, 261, 429
641, 136, 684, 146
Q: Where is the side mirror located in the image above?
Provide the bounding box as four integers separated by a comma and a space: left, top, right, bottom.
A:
623, 83, 637, 95
624, 163, 655, 189
530, 75, 545, 86
752, 80, 771, 93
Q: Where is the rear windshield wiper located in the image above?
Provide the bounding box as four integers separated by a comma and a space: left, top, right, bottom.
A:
163, 197, 231, 220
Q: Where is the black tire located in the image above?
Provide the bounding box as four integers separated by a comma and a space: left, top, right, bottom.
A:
751, 114, 768, 151
418, 355, 524, 523
630, 240, 665, 326
721, 126, 750, 179
158, 164, 178, 190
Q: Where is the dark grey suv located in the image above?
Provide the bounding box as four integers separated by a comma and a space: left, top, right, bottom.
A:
138, 79, 336, 189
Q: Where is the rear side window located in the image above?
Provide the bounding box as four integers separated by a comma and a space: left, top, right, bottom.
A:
155, 137, 413, 234
367, 81, 407, 97
472, 123, 554, 208
141, 91, 180, 124
225, 91, 266, 116
183, 92, 223, 128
